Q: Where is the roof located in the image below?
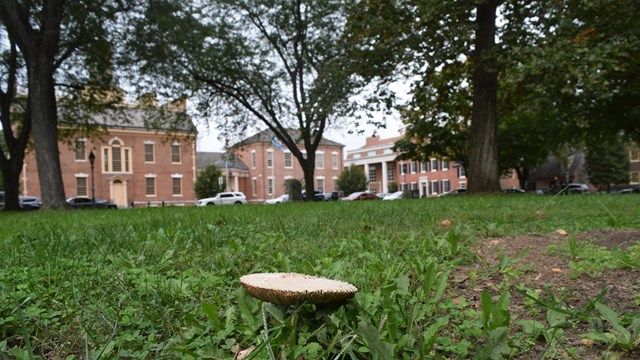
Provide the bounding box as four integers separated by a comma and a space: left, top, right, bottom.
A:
235, 128, 344, 148
529, 151, 585, 181
197, 152, 249, 171
59, 107, 197, 133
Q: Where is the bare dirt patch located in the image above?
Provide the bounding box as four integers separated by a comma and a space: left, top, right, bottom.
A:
451, 229, 640, 359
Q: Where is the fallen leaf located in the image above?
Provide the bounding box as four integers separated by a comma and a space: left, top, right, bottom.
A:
581, 338, 595, 346
551, 268, 562, 273
535, 210, 544, 216
441, 219, 452, 227
490, 240, 500, 245
237, 346, 256, 360
555, 229, 568, 236
485, 282, 494, 287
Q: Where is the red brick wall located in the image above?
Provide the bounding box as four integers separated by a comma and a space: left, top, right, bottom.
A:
235, 142, 344, 202
22, 129, 196, 207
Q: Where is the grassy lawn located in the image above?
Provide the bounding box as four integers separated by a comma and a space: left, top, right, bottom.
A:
1, 194, 639, 359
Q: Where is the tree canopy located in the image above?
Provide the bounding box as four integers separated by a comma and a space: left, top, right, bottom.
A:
194, 165, 225, 199
131, 0, 376, 199
336, 164, 367, 196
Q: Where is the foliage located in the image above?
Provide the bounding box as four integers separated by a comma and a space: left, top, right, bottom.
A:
0, 195, 639, 358
387, 181, 398, 193
585, 137, 630, 190
284, 178, 303, 201
194, 164, 225, 199
130, 0, 373, 200
336, 164, 367, 195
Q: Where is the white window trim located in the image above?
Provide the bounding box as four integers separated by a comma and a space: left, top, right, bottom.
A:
316, 151, 325, 169
171, 176, 183, 197
75, 138, 87, 162
267, 150, 274, 168
145, 175, 157, 197
284, 150, 293, 169
251, 150, 257, 169
144, 142, 156, 164
171, 142, 182, 164
331, 152, 339, 169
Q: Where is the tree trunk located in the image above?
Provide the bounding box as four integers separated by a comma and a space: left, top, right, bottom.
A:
28, 58, 68, 209
0, 160, 23, 210
300, 151, 316, 202
468, 0, 501, 193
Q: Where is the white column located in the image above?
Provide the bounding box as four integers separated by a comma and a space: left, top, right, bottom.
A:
381, 161, 388, 193
234, 175, 239, 192
363, 163, 370, 181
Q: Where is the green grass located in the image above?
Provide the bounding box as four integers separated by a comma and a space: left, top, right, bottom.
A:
0, 194, 639, 359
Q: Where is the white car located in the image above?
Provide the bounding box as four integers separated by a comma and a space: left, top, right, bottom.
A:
196, 192, 247, 206
265, 194, 289, 204
382, 191, 404, 201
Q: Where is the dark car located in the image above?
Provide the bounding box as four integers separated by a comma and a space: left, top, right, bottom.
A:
302, 190, 325, 201
66, 196, 117, 209
339, 191, 380, 201
549, 183, 590, 195
323, 192, 341, 201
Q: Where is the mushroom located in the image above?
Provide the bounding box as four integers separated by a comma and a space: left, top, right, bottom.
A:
240, 273, 358, 305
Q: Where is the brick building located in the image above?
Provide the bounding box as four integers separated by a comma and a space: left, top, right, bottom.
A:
22, 104, 197, 207
345, 135, 519, 197
198, 129, 345, 203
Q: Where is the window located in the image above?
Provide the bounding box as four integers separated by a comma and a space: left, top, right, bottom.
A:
332, 153, 339, 169
267, 151, 273, 168
369, 167, 377, 182
410, 162, 417, 173
353, 153, 361, 159
459, 181, 467, 189
172, 177, 182, 196
387, 163, 394, 181
144, 143, 155, 163
369, 186, 377, 194
316, 152, 324, 169
400, 183, 408, 191
442, 179, 451, 193
430, 181, 439, 194
630, 146, 640, 162
420, 162, 427, 172
251, 151, 257, 168
333, 177, 338, 191
171, 143, 181, 163
145, 177, 156, 196
252, 178, 257, 195
400, 163, 408, 175
631, 172, 640, 184
317, 178, 324, 192
367, 151, 377, 157
102, 139, 132, 174
284, 152, 293, 168
410, 182, 418, 191
76, 176, 88, 196
457, 166, 466, 178
267, 178, 274, 194
75, 138, 86, 161
430, 159, 438, 171
442, 160, 449, 170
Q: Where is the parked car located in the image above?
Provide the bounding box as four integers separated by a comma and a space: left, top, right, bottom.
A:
503, 188, 525, 194
301, 190, 325, 201
19, 196, 42, 210
323, 192, 341, 201
340, 191, 380, 201
196, 192, 248, 206
265, 194, 289, 204
549, 183, 590, 195
66, 196, 117, 209
438, 188, 467, 197
382, 191, 404, 201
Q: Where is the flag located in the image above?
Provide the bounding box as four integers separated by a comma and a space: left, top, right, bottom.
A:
271, 135, 285, 151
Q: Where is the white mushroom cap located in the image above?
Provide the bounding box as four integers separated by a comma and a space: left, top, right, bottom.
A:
240, 273, 358, 305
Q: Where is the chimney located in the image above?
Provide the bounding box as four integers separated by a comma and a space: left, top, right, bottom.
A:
167, 98, 187, 112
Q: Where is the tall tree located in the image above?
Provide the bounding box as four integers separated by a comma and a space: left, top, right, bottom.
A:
0, 0, 134, 209
131, 0, 371, 199
585, 136, 629, 192
0, 35, 31, 211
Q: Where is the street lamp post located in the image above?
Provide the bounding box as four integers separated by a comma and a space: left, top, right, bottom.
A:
89, 150, 96, 207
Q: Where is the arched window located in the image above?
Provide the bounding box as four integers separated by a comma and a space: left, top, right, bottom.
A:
102, 139, 132, 173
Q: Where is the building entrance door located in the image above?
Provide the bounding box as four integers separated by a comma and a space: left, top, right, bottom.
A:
111, 179, 127, 208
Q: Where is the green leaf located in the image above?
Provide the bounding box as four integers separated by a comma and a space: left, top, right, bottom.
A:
357, 321, 395, 360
